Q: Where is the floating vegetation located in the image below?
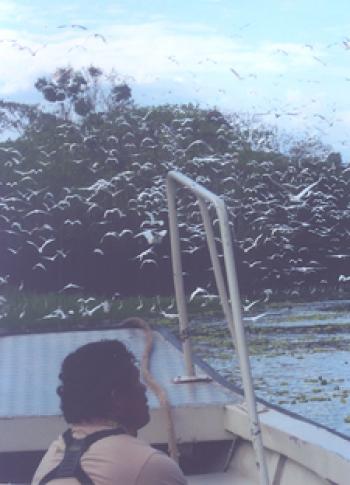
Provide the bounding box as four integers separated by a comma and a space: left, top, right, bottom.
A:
190, 300, 350, 436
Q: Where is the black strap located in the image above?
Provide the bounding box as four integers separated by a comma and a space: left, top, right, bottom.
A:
38, 427, 125, 485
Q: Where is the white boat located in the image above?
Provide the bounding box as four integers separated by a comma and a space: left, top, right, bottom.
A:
1, 325, 350, 484
1, 171, 350, 484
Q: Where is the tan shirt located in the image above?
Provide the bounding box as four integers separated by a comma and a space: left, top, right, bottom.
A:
32, 424, 187, 485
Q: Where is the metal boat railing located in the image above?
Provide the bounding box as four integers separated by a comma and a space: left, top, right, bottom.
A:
166, 170, 270, 485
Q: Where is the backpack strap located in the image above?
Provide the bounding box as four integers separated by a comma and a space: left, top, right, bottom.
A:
38, 427, 125, 485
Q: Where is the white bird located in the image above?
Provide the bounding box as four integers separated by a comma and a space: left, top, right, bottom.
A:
92, 33, 107, 43
7, 247, 20, 255
32, 262, 47, 271
289, 178, 321, 203
77, 297, 96, 305
247, 260, 262, 269
150, 301, 158, 312
80, 301, 108, 317
135, 228, 167, 245
100, 232, 119, 244
140, 259, 158, 269
119, 229, 133, 238
263, 289, 273, 302
230, 67, 243, 80
56, 249, 69, 259
104, 207, 125, 219
64, 219, 82, 226
0, 275, 9, 285
140, 211, 164, 228
102, 300, 111, 313
42, 307, 68, 319
57, 23, 87, 30
166, 298, 175, 310
243, 234, 263, 253
27, 238, 55, 254
183, 246, 200, 254
242, 299, 261, 312
59, 283, 83, 293
19, 306, 26, 319
189, 287, 208, 302
24, 209, 48, 218
133, 247, 154, 261
136, 297, 144, 310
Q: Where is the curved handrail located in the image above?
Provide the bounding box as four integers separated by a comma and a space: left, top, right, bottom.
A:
166, 170, 270, 485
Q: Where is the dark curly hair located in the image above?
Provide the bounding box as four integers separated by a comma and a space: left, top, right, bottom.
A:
57, 340, 136, 423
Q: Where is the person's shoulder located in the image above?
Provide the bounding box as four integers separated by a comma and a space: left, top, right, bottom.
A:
31, 435, 65, 484
136, 450, 187, 485
91, 432, 156, 461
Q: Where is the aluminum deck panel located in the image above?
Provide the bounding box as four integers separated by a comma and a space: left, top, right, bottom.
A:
0, 328, 238, 417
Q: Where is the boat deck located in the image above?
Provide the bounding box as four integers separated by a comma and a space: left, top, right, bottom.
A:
0, 327, 241, 452
2, 327, 350, 484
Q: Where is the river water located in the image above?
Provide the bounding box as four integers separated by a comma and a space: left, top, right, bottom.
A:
191, 299, 350, 437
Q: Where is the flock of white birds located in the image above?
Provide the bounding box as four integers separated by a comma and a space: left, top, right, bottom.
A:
1, 17, 350, 324
0, 98, 349, 326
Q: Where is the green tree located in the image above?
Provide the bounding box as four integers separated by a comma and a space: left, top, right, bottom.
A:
34, 65, 132, 121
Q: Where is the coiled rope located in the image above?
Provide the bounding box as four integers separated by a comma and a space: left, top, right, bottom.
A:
120, 317, 179, 463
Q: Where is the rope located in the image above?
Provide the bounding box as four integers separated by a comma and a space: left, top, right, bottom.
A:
119, 317, 179, 463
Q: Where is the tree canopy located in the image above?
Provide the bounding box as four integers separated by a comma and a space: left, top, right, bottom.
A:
0, 66, 348, 303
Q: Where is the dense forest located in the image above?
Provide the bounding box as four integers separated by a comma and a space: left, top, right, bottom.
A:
1, 66, 349, 302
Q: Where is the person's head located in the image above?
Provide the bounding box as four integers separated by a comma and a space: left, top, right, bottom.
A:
56, 340, 149, 432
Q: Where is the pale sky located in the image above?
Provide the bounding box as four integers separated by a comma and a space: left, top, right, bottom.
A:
2, 0, 350, 160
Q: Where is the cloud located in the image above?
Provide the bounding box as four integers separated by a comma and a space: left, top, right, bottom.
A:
0, 19, 328, 96
0, 19, 340, 126
0, 0, 39, 24
0, 0, 19, 18
0, 15, 349, 156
